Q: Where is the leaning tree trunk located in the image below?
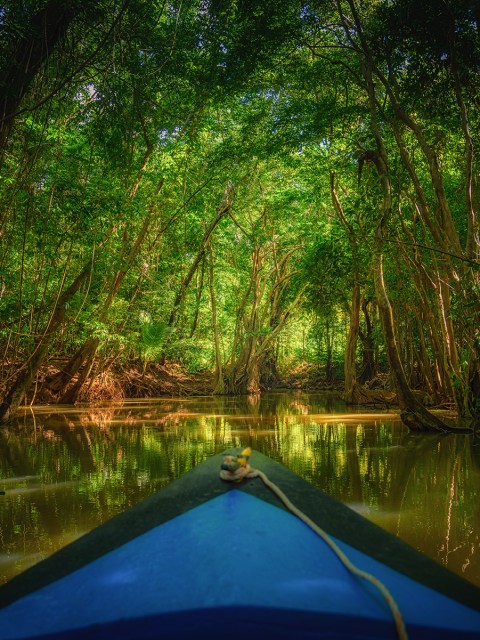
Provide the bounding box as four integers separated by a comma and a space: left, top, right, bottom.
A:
168, 181, 237, 329
373, 243, 452, 432
0, 1, 127, 158
0, 262, 92, 422
48, 335, 96, 394
0, 1, 76, 154
357, 51, 453, 432
374, 31, 479, 418
0, 340, 51, 422
58, 337, 100, 404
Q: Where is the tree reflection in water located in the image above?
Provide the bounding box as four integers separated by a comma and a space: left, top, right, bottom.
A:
0, 392, 479, 587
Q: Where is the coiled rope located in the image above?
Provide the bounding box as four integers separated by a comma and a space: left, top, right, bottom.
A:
220, 453, 408, 640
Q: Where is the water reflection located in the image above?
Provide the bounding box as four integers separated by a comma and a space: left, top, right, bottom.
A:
0, 392, 479, 588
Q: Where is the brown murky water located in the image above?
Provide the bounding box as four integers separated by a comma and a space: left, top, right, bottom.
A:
1, 392, 479, 587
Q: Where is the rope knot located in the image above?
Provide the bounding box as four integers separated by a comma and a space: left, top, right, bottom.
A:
220, 447, 258, 482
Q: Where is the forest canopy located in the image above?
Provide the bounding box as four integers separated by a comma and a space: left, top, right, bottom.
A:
0, 0, 479, 431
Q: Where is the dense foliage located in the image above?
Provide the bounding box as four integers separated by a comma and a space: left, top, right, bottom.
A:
0, 0, 479, 430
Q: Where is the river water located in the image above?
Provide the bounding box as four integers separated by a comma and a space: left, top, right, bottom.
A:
0, 392, 479, 587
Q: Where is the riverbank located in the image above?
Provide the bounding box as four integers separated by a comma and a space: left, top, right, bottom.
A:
2, 358, 445, 419
1, 359, 347, 408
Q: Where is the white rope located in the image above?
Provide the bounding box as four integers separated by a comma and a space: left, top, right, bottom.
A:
221, 461, 408, 640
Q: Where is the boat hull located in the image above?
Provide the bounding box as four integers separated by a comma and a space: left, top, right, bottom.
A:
1, 450, 479, 639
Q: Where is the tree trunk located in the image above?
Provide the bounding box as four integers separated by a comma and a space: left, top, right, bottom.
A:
357, 52, 453, 432
373, 243, 451, 431
0, 342, 50, 422
48, 161, 157, 399
168, 181, 236, 329
261, 345, 280, 389
208, 248, 225, 395
413, 309, 441, 403
58, 337, 100, 404
330, 172, 361, 401
48, 336, 96, 394
246, 358, 261, 395
448, 15, 479, 262
0, 1, 76, 154
325, 318, 334, 384
189, 257, 206, 338
358, 299, 376, 384
343, 0, 478, 423
344, 273, 361, 403
0, 263, 92, 421
224, 242, 304, 395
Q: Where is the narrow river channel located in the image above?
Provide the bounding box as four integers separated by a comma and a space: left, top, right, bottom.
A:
1, 392, 479, 587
